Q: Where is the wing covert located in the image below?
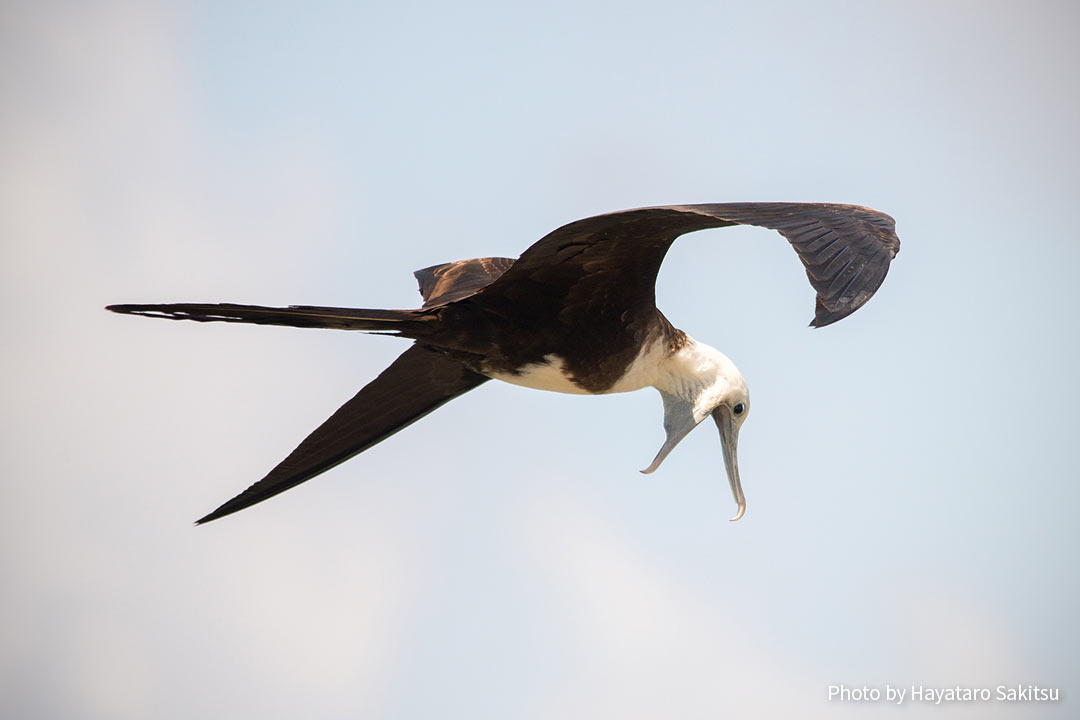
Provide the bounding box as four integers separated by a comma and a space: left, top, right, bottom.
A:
414, 257, 516, 307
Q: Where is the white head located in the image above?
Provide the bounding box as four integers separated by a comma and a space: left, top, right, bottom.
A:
640, 336, 750, 521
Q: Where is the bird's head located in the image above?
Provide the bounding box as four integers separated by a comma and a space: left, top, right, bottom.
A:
641, 338, 750, 521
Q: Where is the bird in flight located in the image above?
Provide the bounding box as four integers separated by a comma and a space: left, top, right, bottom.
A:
108, 203, 900, 524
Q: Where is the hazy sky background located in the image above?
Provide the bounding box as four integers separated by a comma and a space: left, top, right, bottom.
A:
2, 1, 1078, 718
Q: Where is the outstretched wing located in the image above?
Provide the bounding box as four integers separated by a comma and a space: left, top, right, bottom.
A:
196, 344, 488, 524
484, 203, 899, 328
414, 257, 516, 307
686, 203, 900, 327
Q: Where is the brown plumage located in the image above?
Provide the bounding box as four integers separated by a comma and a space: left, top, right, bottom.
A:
107, 202, 899, 523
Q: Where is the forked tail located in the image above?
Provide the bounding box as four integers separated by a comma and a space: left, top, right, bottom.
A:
106, 302, 429, 335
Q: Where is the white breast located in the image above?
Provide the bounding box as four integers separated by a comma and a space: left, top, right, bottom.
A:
485, 341, 667, 396
487, 354, 591, 395
605, 338, 665, 393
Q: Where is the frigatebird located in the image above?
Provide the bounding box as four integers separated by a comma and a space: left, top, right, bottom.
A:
108, 203, 899, 524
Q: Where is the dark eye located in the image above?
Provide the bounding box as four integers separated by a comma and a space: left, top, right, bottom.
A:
733, 402, 745, 416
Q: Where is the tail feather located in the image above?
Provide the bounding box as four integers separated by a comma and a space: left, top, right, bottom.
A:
106, 303, 428, 334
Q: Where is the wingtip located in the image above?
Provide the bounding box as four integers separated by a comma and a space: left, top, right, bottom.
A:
810, 306, 853, 329
193, 507, 227, 525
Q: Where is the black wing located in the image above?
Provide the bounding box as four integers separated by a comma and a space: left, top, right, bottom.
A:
485, 203, 899, 328
414, 257, 516, 308
195, 344, 488, 524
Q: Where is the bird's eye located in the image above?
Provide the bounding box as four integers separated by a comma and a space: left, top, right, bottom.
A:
733, 402, 745, 416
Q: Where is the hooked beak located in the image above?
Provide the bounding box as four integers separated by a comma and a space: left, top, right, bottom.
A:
639, 390, 747, 523
712, 406, 745, 521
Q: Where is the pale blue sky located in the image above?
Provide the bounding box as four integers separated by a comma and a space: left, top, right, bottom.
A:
2, 1, 1078, 718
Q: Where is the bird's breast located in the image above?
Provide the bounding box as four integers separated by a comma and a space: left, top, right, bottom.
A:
486, 354, 593, 395
484, 340, 665, 396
